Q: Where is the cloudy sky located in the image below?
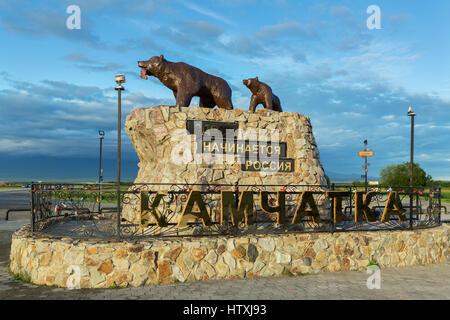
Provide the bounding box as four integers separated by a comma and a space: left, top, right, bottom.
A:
0, 0, 449, 181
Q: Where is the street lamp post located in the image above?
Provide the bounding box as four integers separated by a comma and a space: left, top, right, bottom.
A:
363, 140, 368, 193
357, 140, 373, 193
98, 130, 105, 215
407, 106, 415, 230
115, 74, 125, 238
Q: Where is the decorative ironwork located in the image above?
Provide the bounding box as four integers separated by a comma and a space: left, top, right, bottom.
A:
30, 182, 442, 240
30, 182, 118, 237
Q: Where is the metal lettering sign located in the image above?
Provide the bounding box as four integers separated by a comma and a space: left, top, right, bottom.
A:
186, 120, 238, 136
187, 120, 293, 172
199, 140, 287, 158
241, 158, 295, 172
140, 190, 410, 229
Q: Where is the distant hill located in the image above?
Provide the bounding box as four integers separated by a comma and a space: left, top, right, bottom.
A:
0, 155, 139, 182
326, 171, 379, 183
0, 154, 380, 184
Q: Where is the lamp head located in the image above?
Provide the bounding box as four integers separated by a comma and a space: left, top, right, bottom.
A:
115, 74, 126, 85
98, 130, 105, 137
407, 105, 415, 116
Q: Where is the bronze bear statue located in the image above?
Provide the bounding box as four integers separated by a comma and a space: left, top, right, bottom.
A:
243, 77, 282, 112
138, 55, 234, 110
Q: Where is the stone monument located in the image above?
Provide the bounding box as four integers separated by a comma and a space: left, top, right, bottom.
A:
122, 105, 327, 223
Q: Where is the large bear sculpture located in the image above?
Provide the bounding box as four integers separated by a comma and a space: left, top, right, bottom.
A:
138, 55, 234, 110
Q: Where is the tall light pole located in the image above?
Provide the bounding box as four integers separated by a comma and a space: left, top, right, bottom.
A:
115, 74, 125, 237
363, 140, 368, 193
357, 140, 374, 193
98, 130, 105, 214
407, 105, 415, 229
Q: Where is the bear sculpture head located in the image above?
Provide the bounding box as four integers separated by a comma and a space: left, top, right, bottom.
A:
242, 77, 259, 90
138, 55, 165, 80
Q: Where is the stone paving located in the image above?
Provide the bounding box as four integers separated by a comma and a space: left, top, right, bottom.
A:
1, 213, 449, 300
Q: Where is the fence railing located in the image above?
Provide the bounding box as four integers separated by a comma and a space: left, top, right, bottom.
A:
29, 182, 443, 240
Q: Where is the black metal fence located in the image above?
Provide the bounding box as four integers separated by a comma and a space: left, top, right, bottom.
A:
29, 182, 443, 240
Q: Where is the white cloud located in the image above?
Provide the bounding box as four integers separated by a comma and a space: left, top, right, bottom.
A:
0, 138, 39, 152
181, 1, 236, 26
329, 5, 351, 17
342, 112, 364, 118
383, 122, 400, 128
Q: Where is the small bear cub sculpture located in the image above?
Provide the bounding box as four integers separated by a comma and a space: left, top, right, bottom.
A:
243, 77, 282, 112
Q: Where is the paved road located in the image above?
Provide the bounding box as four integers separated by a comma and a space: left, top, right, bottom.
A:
0, 211, 449, 300
0, 189, 30, 210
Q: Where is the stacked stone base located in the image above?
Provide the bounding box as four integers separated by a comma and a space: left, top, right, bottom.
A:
9, 224, 450, 288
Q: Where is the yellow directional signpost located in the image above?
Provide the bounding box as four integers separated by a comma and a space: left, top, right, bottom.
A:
357, 140, 375, 193
358, 151, 374, 157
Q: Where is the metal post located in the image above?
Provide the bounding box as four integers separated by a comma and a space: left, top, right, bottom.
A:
115, 83, 124, 238
363, 140, 369, 194
408, 107, 415, 230
364, 155, 368, 194
30, 182, 34, 232
428, 186, 432, 216
438, 186, 442, 224
98, 133, 103, 214
330, 183, 335, 233
348, 185, 353, 220
416, 190, 420, 214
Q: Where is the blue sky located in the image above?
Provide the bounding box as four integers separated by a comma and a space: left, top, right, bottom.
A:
0, 0, 449, 181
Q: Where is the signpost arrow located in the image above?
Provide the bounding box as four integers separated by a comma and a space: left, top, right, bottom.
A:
358, 151, 374, 157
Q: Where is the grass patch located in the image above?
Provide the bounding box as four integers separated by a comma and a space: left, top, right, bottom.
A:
282, 268, 309, 277
8, 262, 34, 285
440, 190, 450, 203
12, 272, 31, 283
282, 269, 294, 277
419, 192, 450, 204
0, 185, 24, 190
367, 260, 378, 267
108, 282, 127, 289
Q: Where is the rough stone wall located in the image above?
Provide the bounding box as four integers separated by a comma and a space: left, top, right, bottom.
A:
125, 106, 326, 186
9, 224, 450, 288
122, 106, 327, 223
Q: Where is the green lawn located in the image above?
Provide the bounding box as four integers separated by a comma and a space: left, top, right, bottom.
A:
440, 188, 450, 203
0, 183, 24, 190
332, 185, 450, 204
